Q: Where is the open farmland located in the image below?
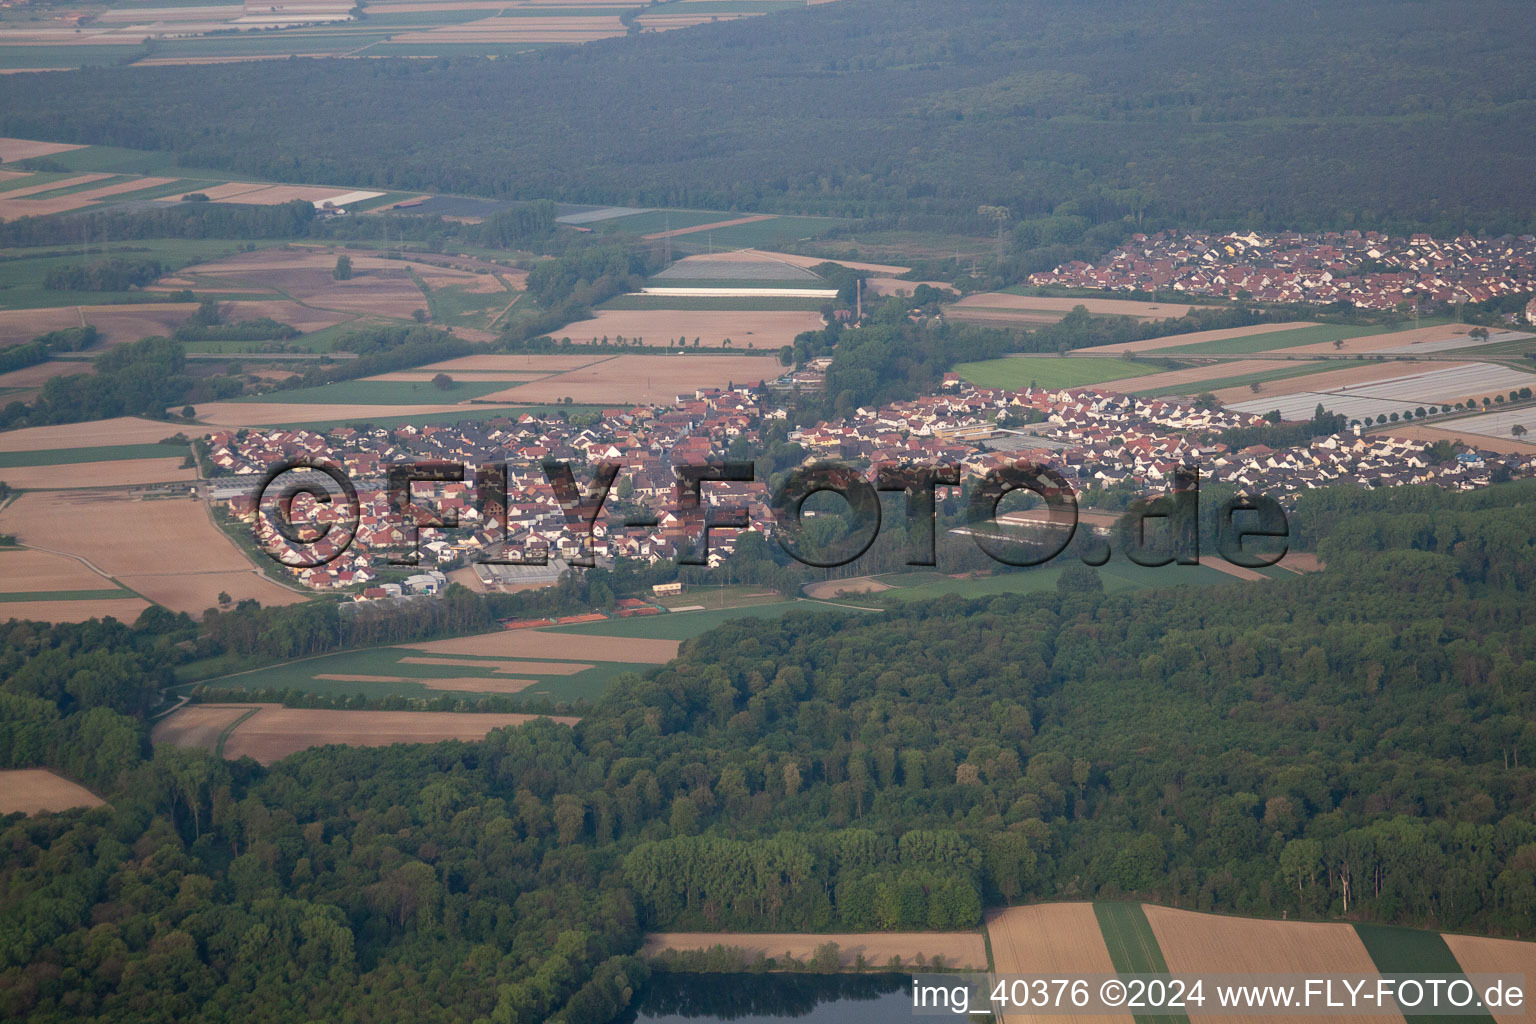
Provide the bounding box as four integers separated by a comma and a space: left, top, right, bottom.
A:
1144, 905, 1396, 1024
199, 642, 630, 702
0, 596, 152, 624
953, 355, 1165, 390
1225, 362, 1536, 422
0, 548, 117, 593
0, 304, 200, 347
0, 417, 199, 453
986, 904, 1129, 1024
1115, 359, 1335, 397
408, 626, 680, 663
553, 308, 823, 349
1262, 321, 1475, 357
0, 769, 104, 816
1074, 322, 1322, 356
1376, 423, 1536, 454
170, 248, 434, 318
0, 137, 85, 162
642, 931, 987, 970
154, 703, 577, 764
1439, 934, 1536, 1024
189, 399, 519, 428
1385, 406, 1536, 441
486, 353, 779, 404
0, 457, 196, 490
0, 490, 305, 615
949, 292, 1206, 326
0, 176, 181, 219
1208, 359, 1462, 404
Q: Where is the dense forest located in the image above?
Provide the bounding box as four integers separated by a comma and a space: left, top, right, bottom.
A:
3, 1, 1533, 236
4, 481, 1536, 1021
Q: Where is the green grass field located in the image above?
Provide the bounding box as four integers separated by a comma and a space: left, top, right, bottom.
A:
1094, 903, 1188, 1024
0, 443, 187, 469
245, 379, 509, 405
0, 589, 132, 602
595, 209, 737, 235
955, 356, 1165, 390
0, 45, 140, 70
1353, 924, 1495, 1024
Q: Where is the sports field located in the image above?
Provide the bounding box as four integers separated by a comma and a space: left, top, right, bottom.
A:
955, 356, 1165, 390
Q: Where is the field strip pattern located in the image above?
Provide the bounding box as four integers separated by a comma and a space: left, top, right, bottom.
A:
155, 703, 578, 765
1353, 924, 1495, 1024
986, 904, 1131, 1024
1094, 904, 1187, 1024
1439, 934, 1536, 1024
1145, 905, 1400, 1024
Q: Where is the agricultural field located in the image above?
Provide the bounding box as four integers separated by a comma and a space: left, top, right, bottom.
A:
0, 456, 196, 490
950, 292, 1206, 326
195, 641, 639, 703
0, 417, 199, 452
1121, 359, 1336, 397
486, 352, 781, 405
0, 769, 105, 816
1225, 362, 1536, 423
152, 703, 575, 764
242, 379, 510, 405
0, 534, 147, 625
406, 626, 681, 663
552, 308, 823, 350
954, 355, 1166, 390
1439, 934, 1536, 1024
0, 1, 847, 70
0, 489, 306, 615
1074, 322, 1323, 356
986, 904, 1128, 1024
534, 601, 801, 642
641, 930, 988, 970
1145, 905, 1392, 1024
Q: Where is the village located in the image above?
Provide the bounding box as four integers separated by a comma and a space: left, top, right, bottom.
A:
1029, 228, 1536, 315
208, 372, 1536, 595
